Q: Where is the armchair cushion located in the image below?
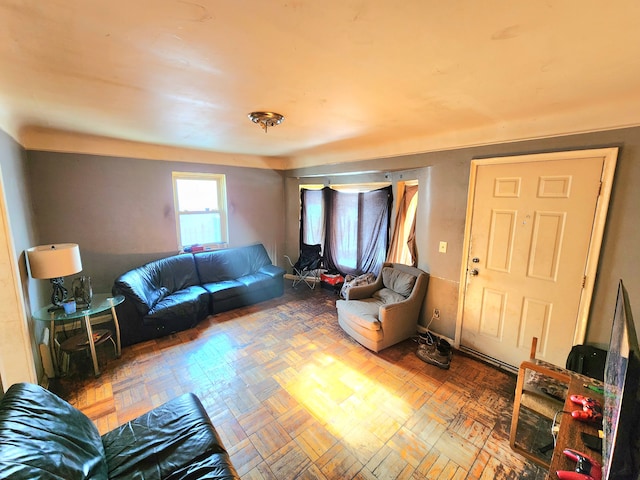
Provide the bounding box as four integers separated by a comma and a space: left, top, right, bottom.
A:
341, 298, 382, 331
373, 287, 406, 304
381, 267, 416, 297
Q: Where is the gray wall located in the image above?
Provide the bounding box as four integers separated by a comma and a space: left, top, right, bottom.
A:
27, 152, 286, 295
7, 125, 639, 384
285, 127, 640, 348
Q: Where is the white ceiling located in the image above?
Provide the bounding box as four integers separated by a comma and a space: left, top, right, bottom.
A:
2, 1, 640, 170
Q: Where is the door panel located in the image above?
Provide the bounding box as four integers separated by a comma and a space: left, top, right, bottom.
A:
528, 211, 565, 281
487, 210, 516, 272
461, 156, 604, 368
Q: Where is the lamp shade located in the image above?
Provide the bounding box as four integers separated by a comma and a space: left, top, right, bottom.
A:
27, 243, 83, 279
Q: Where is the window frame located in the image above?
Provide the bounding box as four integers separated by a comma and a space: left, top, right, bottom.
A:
172, 172, 228, 250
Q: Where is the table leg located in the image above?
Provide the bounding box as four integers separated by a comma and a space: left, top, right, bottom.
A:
110, 305, 121, 357
83, 313, 101, 376
49, 319, 59, 376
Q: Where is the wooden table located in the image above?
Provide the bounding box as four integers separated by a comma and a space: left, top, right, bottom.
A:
547, 376, 603, 479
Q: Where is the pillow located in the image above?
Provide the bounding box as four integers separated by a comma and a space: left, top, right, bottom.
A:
340, 272, 376, 298
381, 267, 416, 297
373, 287, 407, 304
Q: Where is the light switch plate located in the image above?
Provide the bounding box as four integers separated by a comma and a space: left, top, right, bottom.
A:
439, 241, 447, 253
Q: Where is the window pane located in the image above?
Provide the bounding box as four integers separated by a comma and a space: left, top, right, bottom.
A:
176, 178, 219, 212
333, 192, 359, 270
179, 212, 222, 245
302, 189, 324, 246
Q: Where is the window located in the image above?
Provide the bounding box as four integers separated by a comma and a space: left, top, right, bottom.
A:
300, 184, 392, 276
172, 172, 228, 249
299, 185, 324, 246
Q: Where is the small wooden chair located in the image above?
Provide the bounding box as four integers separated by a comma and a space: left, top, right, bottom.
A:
509, 337, 572, 468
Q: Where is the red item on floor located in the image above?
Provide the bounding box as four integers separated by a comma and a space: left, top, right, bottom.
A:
320, 273, 344, 285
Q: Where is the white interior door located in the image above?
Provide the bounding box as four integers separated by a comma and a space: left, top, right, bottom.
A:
459, 149, 617, 368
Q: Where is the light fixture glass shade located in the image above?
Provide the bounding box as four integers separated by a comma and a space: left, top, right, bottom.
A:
27, 243, 83, 279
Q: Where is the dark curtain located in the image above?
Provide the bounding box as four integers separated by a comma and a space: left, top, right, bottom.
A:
305, 186, 391, 276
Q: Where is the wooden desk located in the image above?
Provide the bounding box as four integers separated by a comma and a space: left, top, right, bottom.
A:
547, 376, 603, 479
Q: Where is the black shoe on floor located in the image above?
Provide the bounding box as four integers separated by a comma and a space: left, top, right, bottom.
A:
416, 343, 452, 370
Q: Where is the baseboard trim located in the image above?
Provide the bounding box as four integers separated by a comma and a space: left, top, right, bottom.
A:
458, 346, 518, 374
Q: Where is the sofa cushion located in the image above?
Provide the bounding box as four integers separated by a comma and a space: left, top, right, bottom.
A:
144, 286, 209, 326
102, 392, 239, 479
381, 267, 416, 297
202, 280, 246, 301
195, 244, 273, 284
0, 383, 108, 479
373, 287, 407, 304
237, 272, 274, 290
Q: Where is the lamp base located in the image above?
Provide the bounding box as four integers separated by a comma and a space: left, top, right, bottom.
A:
50, 277, 68, 307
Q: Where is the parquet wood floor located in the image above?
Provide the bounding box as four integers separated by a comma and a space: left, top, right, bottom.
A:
49, 282, 548, 479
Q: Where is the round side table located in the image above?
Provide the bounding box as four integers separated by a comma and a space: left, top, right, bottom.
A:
32, 294, 124, 376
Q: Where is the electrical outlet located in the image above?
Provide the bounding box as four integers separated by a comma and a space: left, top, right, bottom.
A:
433, 308, 440, 319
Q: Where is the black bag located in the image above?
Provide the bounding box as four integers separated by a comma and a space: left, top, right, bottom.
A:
566, 344, 607, 381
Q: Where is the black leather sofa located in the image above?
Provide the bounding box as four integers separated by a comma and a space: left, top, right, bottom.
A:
113, 243, 285, 347
0, 382, 240, 479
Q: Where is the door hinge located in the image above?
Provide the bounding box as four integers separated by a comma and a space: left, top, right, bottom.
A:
582, 275, 587, 288
598, 181, 603, 196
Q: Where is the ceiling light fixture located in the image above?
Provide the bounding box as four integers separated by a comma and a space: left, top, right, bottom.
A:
248, 111, 284, 133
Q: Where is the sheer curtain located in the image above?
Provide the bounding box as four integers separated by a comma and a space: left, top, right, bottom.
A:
387, 184, 418, 266
300, 188, 324, 247
300, 186, 392, 276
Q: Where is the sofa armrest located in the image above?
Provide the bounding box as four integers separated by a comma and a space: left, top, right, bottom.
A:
259, 264, 286, 278
113, 269, 160, 315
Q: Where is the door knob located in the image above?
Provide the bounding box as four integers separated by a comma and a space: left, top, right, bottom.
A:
469, 268, 479, 276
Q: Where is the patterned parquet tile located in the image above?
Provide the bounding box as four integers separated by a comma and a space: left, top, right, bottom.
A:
49, 282, 548, 479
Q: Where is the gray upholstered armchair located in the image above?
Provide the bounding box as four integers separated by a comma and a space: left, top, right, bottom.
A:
336, 263, 429, 352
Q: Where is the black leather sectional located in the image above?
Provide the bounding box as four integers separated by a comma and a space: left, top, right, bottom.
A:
112, 243, 285, 346
0, 382, 240, 479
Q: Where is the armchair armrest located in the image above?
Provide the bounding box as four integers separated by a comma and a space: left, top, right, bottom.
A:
377, 271, 428, 345
345, 279, 382, 300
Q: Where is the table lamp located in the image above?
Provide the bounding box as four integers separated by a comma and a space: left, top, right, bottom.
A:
27, 243, 83, 307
